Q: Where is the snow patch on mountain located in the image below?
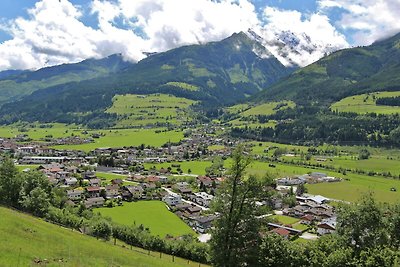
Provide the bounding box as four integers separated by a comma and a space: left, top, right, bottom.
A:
246, 29, 344, 67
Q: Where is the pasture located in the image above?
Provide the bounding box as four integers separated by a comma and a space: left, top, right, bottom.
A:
96, 201, 196, 237
330, 91, 400, 114
106, 93, 196, 127
54, 128, 183, 151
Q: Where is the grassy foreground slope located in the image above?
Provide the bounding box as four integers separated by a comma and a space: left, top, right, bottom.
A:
0, 207, 192, 267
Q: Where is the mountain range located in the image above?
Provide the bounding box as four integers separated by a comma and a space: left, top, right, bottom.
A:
0, 30, 399, 125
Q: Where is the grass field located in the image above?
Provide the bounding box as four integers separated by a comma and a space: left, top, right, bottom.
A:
0, 123, 83, 139
0, 207, 201, 267
144, 161, 213, 176
54, 128, 183, 151
96, 201, 196, 237
106, 94, 196, 127
235, 160, 400, 203
331, 91, 400, 114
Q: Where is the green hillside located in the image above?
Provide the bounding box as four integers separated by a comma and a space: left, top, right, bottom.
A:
257, 32, 400, 104
225, 101, 295, 128
331, 91, 400, 114
0, 54, 133, 105
0, 32, 292, 125
0, 206, 197, 267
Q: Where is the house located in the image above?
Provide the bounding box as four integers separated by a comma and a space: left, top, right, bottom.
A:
317, 217, 337, 235
85, 197, 105, 208
271, 228, 291, 239
308, 195, 330, 205
111, 179, 123, 185
186, 205, 202, 215
67, 189, 84, 201
174, 182, 192, 194
190, 215, 217, 233
105, 184, 120, 199
89, 178, 101, 187
157, 176, 168, 183
163, 193, 182, 206
300, 214, 314, 225
86, 186, 102, 198
123, 185, 144, 200
64, 177, 78, 187
193, 192, 214, 207
197, 176, 213, 187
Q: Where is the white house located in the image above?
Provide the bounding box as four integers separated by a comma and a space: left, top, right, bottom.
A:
162, 193, 182, 206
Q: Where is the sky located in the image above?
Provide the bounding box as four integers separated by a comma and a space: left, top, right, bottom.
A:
0, 0, 399, 71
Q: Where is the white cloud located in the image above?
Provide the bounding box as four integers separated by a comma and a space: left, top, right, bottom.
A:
253, 7, 348, 66
319, 0, 400, 45
0, 0, 361, 70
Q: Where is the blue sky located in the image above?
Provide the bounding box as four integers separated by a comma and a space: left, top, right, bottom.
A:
0, 0, 399, 70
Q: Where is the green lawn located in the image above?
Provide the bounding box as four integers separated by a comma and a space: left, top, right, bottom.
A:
15, 164, 40, 171
331, 91, 400, 114
144, 161, 213, 176
53, 128, 183, 151
270, 215, 300, 225
0, 207, 198, 267
96, 201, 196, 237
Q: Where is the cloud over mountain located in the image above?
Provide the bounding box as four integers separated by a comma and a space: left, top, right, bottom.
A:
0, 0, 398, 71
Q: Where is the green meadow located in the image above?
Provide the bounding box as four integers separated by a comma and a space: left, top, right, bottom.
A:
0, 206, 198, 267
144, 161, 213, 176
106, 93, 196, 127
0, 123, 83, 139
220, 158, 400, 203
96, 201, 196, 237
331, 91, 400, 114
54, 128, 183, 151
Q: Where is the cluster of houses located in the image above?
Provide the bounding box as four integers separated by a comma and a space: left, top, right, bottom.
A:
277, 172, 341, 186
268, 195, 337, 239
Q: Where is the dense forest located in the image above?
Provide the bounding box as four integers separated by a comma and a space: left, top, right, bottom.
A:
229, 106, 400, 147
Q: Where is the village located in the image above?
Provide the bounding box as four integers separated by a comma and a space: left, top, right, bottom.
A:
0, 131, 342, 241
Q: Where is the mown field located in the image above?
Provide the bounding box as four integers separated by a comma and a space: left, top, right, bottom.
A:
53, 128, 183, 152
0, 207, 199, 267
331, 91, 400, 114
106, 94, 196, 127
96, 201, 196, 237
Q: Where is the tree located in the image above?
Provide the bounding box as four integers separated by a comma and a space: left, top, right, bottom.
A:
20, 187, 51, 217
0, 158, 22, 207
358, 149, 371, 160
90, 218, 112, 240
336, 193, 388, 254
210, 145, 262, 267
